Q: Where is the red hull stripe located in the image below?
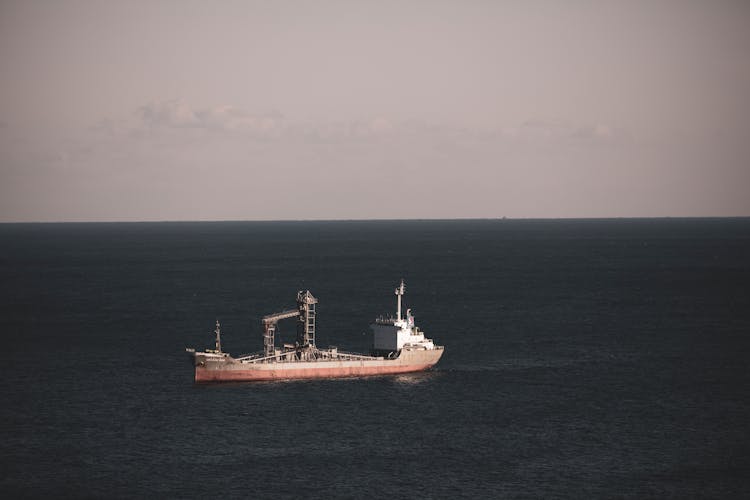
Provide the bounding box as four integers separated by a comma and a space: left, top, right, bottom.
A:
195, 363, 433, 382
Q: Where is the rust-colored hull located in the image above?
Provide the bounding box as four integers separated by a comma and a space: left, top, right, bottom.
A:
193, 348, 444, 383
196, 363, 433, 382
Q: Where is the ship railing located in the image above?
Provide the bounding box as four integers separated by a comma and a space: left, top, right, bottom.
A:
374, 316, 397, 325
236, 352, 296, 364
325, 349, 379, 360
234, 351, 272, 363
235, 348, 380, 364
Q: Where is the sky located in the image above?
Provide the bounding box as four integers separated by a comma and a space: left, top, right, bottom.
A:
1, 0, 749, 222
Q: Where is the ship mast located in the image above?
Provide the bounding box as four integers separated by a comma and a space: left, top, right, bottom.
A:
297, 290, 318, 348
395, 279, 405, 321
214, 319, 222, 352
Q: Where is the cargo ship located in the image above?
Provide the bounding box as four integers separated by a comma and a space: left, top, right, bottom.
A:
186, 280, 443, 382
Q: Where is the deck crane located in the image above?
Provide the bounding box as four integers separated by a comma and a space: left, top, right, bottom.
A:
262, 309, 299, 357
261, 290, 318, 357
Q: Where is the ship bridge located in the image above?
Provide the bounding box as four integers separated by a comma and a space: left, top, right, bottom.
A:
370, 280, 436, 354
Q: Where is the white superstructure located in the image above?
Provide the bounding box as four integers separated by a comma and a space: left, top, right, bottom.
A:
370, 280, 436, 353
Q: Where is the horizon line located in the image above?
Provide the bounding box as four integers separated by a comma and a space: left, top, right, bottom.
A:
1, 215, 749, 225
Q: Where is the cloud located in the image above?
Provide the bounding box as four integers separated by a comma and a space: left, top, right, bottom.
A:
490, 120, 631, 147
197, 106, 285, 134
137, 100, 201, 128
135, 100, 285, 137
6, 98, 748, 221
124, 101, 428, 144
122, 100, 630, 149
572, 124, 615, 140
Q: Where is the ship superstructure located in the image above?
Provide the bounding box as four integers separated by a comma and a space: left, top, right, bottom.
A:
186, 280, 443, 382
371, 280, 435, 355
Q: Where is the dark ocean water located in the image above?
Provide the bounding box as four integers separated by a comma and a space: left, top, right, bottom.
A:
1, 219, 749, 498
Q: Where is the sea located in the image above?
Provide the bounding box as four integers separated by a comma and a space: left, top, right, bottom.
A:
0, 218, 748, 498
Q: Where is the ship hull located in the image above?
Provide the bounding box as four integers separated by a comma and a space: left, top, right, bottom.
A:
193, 347, 444, 383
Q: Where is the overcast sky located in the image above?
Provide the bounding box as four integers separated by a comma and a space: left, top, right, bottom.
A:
1, 0, 748, 221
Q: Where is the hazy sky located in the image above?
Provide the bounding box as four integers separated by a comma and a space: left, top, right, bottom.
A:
1, 0, 749, 221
